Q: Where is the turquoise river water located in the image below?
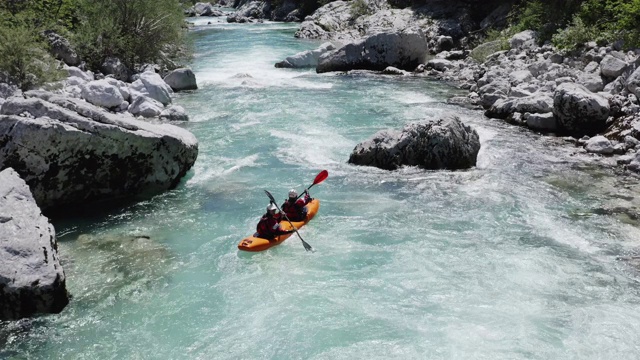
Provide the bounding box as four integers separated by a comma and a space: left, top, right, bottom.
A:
2, 16, 640, 359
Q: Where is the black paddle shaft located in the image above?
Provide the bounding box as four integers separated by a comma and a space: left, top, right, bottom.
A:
264, 190, 313, 252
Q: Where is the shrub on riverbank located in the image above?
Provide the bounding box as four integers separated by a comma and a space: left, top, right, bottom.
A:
0, 0, 190, 90
73, 0, 190, 71
512, 0, 640, 50
0, 0, 76, 90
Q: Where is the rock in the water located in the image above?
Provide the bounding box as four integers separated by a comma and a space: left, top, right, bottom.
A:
585, 135, 614, 155
348, 115, 480, 170
275, 42, 336, 68
316, 29, 428, 73
553, 83, 610, 136
163, 68, 198, 91
0, 168, 69, 320
159, 105, 189, 121
526, 112, 558, 132
0, 93, 198, 209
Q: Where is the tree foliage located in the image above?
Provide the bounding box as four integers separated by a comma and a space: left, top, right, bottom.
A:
73, 0, 189, 71
0, 25, 63, 91
512, 0, 640, 49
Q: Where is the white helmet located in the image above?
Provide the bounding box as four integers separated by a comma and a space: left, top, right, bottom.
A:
267, 203, 277, 212
288, 189, 298, 198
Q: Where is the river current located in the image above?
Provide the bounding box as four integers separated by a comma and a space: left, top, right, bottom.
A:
2, 17, 640, 359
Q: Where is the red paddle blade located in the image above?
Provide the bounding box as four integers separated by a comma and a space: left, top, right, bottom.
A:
313, 170, 329, 185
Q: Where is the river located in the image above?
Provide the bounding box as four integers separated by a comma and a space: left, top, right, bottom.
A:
2, 16, 640, 360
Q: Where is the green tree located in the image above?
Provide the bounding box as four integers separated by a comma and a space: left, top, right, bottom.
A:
0, 24, 63, 91
73, 0, 190, 71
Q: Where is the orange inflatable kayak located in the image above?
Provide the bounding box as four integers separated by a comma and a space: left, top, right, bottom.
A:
238, 199, 320, 252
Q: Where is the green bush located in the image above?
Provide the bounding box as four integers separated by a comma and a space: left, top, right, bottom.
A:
0, 24, 63, 91
73, 0, 190, 71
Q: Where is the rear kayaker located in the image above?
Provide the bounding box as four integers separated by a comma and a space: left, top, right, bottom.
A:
238, 199, 320, 252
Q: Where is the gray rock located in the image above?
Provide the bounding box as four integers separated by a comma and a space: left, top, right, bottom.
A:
43, 30, 80, 66
509, 30, 537, 50
101, 57, 130, 82
553, 83, 610, 136
627, 66, 640, 98
381, 66, 407, 75
0, 168, 68, 320
509, 70, 533, 85
0, 95, 198, 209
427, 59, 453, 72
128, 95, 163, 118
275, 42, 336, 68
65, 66, 94, 82
81, 79, 125, 108
163, 68, 198, 91
578, 73, 604, 93
317, 28, 428, 73
486, 93, 554, 119
159, 105, 189, 121
436, 36, 454, 52
600, 54, 627, 78
137, 71, 173, 106
526, 112, 557, 132
348, 115, 480, 170
103, 78, 131, 102
585, 135, 614, 155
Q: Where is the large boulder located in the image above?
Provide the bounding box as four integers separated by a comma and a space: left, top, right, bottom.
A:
135, 71, 173, 106
275, 42, 337, 68
0, 168, 69, 320
316, 29, 428, 73
163, 68, 198, 91
128, 95, 164, 118
42, 30, 80, 66
600, 54, 627, 79
553, 83, 610, 136
486, 93, 553, 119
80, 79, 125, 109
0, 93, 198, 209
348, 115, 480, 170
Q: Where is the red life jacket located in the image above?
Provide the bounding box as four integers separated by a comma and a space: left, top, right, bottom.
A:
256, 213, 282, 239
281, 196, 309, 221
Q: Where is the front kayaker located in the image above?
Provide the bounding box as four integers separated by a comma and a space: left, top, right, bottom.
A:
281, 189, 312, 222
255, 203, 294, 240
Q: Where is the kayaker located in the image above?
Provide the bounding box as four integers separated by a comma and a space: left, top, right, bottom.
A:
255, 203, 295, 240
281, 189, 311, 222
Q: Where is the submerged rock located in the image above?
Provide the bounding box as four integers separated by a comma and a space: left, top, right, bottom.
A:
0, 93, 198, 210
0, 168, 69, 320
348, 115, 480, 170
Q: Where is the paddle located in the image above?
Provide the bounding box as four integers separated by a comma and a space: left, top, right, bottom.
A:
264, 190, 314, 252
297, 170, 329, 199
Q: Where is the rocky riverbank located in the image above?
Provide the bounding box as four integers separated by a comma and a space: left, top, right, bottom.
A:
0, 30, 200, 318
275, 0, 640, 176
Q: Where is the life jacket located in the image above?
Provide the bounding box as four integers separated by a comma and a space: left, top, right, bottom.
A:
281, 196, 309, 221
256, 213, 281, 239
